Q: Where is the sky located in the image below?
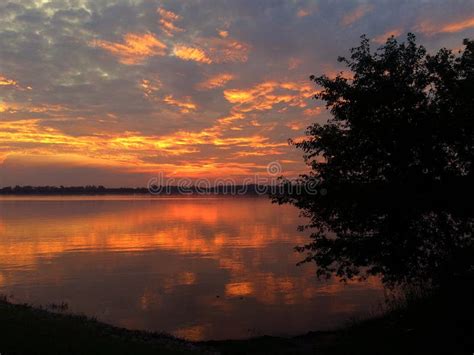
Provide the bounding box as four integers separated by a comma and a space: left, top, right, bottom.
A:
1, 0, 473, 187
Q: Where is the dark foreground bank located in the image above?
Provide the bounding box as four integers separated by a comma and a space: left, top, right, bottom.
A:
0, 285, 472, 355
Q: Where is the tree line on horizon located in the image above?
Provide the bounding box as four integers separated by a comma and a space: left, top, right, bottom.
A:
0, 184, 274, 195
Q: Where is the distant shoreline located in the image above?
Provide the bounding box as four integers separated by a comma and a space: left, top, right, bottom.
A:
0, 185, 272, 196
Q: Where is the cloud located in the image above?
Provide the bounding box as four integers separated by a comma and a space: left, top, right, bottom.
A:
286, 120, 307, 131
223, 81, 315, 113
215, 80, 318, 137
0, 118, 224, 171
172, 44, 213, 64
91, 32, 167, 65
163, 95, 197, 113
296, 9, 311, 18
172, 36, 250, 65
303, 107, 322, 116
1, 0, 471, 185
140, 78, 198, 114
440, 16, 474, 33
341, 3, 374, 26
0, 74, 19, 87
197, 73, 235, 90
158, 7, 184, 37
373, 28, 403, 44
0, 101, 68, 115
217, 29, 229, 38
417, 16, 474, 35
140, 78, 162, 99
203, 37, 250, 63
0, 74, 31, 90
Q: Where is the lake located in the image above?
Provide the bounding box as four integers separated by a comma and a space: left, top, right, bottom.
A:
0, 196, 383, 340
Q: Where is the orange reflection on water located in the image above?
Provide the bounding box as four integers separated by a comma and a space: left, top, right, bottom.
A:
173, 325, 208, 341
0, 196, 383, 340
225, 282, 254, 297
0, 197, 305, 268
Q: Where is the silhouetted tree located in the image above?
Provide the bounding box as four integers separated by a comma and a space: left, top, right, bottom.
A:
273, 34, 473, 287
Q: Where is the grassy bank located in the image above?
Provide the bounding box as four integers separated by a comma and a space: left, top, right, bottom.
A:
0, 285, 472, 354
0, 298, 202, 355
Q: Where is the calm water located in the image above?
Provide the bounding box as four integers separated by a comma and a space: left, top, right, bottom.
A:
0, 196, 382, 340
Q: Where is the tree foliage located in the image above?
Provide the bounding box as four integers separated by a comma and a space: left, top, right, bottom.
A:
273, 34, 473, 287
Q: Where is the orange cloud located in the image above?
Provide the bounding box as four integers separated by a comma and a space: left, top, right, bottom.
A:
92, 32, 167, 64
303, 107, 322, 116
417, 16, 474, 35
0, 75, 18, 87
286, 120, 308, 131
173, 37, 250, 65
215, 80, 318, 139
232, 148, 284, 157
155, 130, 276, 149
1, 74, 306, 179
223, 81, 316, 113
0, 74, 31, 90
216, 112, 245, 125
157, 7, 184, 36
441, 17, 474, 33
0, 119, 89, 151
217, 29, 229, 38
0, 107, 291, 179
341, 3, 374, 26
0, 119, 195, 170
297, 9, 311, 18
373, 28, 403, 44
204, 37, 250, 63
140, 78, 161, 98
197, 73, 235, 90
141, 79, 197, 114
173, 44, 213, 64
0, 101, 67, 114
163, 95, 197, 113
0, 102, 14, 113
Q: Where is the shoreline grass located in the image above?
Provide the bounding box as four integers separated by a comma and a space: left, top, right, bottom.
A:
0, 298, 204, 354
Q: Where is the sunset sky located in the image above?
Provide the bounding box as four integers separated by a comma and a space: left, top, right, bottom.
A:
1, 0, 473, 186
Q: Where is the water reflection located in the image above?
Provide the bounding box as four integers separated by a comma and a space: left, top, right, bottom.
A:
0, 196, 382, 340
